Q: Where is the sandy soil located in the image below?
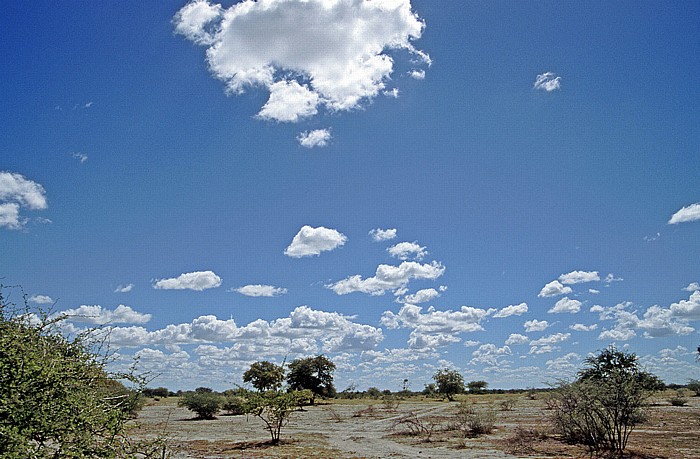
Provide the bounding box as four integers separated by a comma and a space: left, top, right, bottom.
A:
129, 393, 700, 459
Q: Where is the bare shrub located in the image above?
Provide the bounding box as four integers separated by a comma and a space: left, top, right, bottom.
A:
382, 395, 400, 411
352, 404, 377, 418
390, 411, 440, 442
452, 401, 496, 436
499, 399, 516, 411
325, 406, 344, 422
504, 426, 549, 454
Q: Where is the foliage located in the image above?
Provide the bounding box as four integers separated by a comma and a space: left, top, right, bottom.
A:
243, 360, 285, 392
687, 379, 700, 397
668, 391, 689, 407
222, 395, 247, 415
286, 355, 336, 404
366, 386, 381, 398
549, 346, 661, 457
467, 380, 488, 394
0, 286, 150, 459
422, 383, 437, 396
143, 387, 171, 398
245, 390, 308, 444
432, 368, 465, 401
178, 391, 222, 419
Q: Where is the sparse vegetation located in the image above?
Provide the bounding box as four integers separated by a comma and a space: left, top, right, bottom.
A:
452, 400, 496, 436
669, 391, 689, 407
549, 346, 662, 457
245, 390, 309, 444
390, 411, 441, 442
178, 391, 223, 419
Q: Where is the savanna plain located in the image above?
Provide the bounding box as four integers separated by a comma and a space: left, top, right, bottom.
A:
130, 391, 700, 459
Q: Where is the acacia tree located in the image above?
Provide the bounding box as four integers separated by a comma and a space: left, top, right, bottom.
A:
245, 389, 312, 444
286, 355, 336, 404
0, 286, 151, 458
432, 368, 464, 401
549, 346, 663, 457
467, 380, 488, 394
243, 361, 285, 392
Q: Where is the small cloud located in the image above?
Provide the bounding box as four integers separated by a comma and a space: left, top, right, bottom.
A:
570, 323, 598, 332
71, 152, 88, 163
643, 232, 661, 242
298, 128, 332, 148
383, 88, 400, 98
284, 225, 347, 258
534, 72, 561, 91
232, 284, 288, 297
549, 297, 582, 314
523, 319, 549, 332
409, 69, 426, 80
559, 270, 599, 285
493, 302, 528, 318
589, 289, 600, 294
152, 270, 222, 291
669, 203, 700, 224
683, 282, 700, 292
387, 241, 427, 261
538, 280, 572, 298
114, 283, 134, 293
29, 294, 54, 304
505, 333, 529, 345
399, 288, 441, 304
369, 228, 397, 242
604, 273, 623, 283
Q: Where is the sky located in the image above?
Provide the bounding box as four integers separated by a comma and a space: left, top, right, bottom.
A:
2, 0, 699, 392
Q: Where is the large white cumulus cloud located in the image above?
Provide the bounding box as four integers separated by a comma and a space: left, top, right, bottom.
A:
174, 0, 429, 122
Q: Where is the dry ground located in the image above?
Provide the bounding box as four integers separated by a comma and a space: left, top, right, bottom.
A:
128, 392, 700, 459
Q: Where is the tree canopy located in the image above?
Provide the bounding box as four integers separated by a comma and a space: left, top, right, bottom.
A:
286, 355, 336, 403
243, 360, 285, 392
433, 368, 464, 401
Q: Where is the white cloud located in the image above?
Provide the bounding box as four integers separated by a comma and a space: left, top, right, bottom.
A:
114, 283, 134, 293
570, 323, 598, 332
233, 284, 288, 297
71, 152, 88, 163
400, 288, 441, 304
559, 270, 599, 285
538, 280, 572, 298
284, 225, 347, 257
549, 297, 582, 314
471, 344, 512, 366
174, 0, 429, 122
298, 128, 332, 148
29, 295, 54, 304
0, 171, 48, 230
669, 291, 700, 320
387, 241, 427, 260
493, 302, 528, 318
152, 270, 222, 291
668, 203, 700, 224
683, 282, 700, 292
589, 289, 600, 294
409, 69, 425, 80
258, 80, 319, 122
533, 72, 561, 91
530, 333, 570, 346
59, 304, 152, 325
523, 319, 549, 332
369, 228, 397, 242
643, 232, 660, 242
598, 327, 637, 341
604, 273, 623, 283
505, 333, 529, 345
328, 260, 445, 296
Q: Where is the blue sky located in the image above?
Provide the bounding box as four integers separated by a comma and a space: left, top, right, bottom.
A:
2, 0, 699, 391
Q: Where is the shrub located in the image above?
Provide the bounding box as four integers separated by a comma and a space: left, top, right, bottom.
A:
549, 347, 661, 457
222, 395, 247, 415
453, 401, 496, 436
687, 379, 700, 397
382, 395, 400, 411
504, 426, 549, 453
245, 390, 307, 444
0, 286, 156, 458
178, 391, 222, 419
499, 399, 516, 411
390, 411, 440, 442
668, 391, 689, 407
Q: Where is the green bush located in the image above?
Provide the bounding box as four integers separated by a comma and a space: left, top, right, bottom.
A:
0, 286, 150, 458
223, 395, 248, 415
178, 391, 223, 419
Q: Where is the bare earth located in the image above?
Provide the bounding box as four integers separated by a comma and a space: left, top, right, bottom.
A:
129, 393, 700, 459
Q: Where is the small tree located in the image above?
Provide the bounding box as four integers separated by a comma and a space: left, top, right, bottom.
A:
467, 380, 488, 394
286, 355, 336, 404
243, 361, 285, 392
549, 346, 662, 457
433, 368, 465, 401
245, 390, 309, 444
178, 391, 222, 419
